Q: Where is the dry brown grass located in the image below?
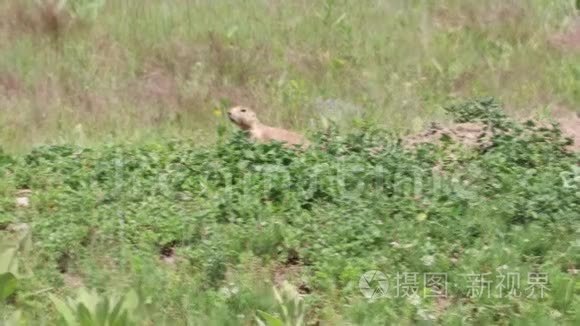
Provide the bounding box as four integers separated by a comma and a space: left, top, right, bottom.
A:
549, 17, 580, 52
0, 0, 578, 152
432, 1, 528, 33
0, 0, 72, 40
0, 71, 24, 98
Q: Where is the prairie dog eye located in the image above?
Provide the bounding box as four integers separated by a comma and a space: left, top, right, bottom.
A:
241, 109, 246, 113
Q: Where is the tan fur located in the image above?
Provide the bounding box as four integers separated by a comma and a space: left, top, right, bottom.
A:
227, 106, 310, 149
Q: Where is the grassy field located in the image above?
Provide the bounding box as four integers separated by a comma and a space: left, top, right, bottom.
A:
0, 0, 579, 152
1, 0, 579, 325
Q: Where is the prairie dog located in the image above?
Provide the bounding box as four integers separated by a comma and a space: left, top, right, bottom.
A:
227, 106, 310, 149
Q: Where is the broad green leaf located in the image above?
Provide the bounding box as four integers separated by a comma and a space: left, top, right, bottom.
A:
416, 213, 427, 221
256, 310, 284, 326
5, 309, 23, 326
122, 289, 139, 313
95, 298, 110, 326
49, 294, 77, 326
256, 317, 267, 326
77, 288, 100, 315
111, 311, 130, 326
0, 247, 18, 275
108, 298, 125, 325
0, 272, 17, 301
77, 304, 94, 326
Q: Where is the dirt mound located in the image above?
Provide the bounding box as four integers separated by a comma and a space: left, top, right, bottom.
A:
403, 122, 493, 149
403, 112, 580, 152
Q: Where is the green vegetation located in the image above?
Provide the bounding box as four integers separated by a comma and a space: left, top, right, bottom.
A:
0, 0, 579, 152
1, 99, 579, 324
1, 0, 579, 324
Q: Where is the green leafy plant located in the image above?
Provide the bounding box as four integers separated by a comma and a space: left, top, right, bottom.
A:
1, 224, 32, 295
256, 282, 306, 326
444, 97, 511, 129
1, 224, 32, 325
0, 98, 578, 324
49, 288, 147, 326
0, 148, 14, 169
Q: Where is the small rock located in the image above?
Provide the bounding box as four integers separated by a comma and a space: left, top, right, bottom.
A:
15, 189, 32, 208
16, 197, 29, 208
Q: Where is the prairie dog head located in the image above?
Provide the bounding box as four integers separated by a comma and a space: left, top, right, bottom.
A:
227, 106, 260, 130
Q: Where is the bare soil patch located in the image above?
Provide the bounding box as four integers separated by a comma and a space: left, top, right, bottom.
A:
549, 17, 580, 52
403, 122, 493, 149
